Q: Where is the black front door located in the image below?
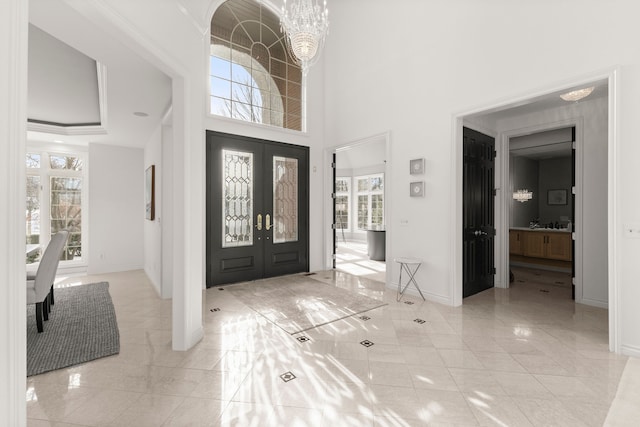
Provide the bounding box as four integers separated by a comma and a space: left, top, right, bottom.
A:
206, 131, 309, 287
463, 127, 496, 298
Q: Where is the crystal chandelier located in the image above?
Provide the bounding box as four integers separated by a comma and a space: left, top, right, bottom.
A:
560, 86, 595, 102
280, 0, 329, 71
513, 189, 533, 203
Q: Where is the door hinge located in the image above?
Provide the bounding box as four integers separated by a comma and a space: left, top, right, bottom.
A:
331, 224, 336, 230
331, 192, 336, 199
572, 141, 577, 149
492, 267, 496, 274
331, 162, 336, 168
332, 254, 337, 260
493, 150, 497, 159
493, 188, 497, 196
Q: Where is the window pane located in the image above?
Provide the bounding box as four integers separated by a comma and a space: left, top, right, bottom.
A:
50, 177, 82, 261
50, 155, 83, 171
372, 194, 384, 227
211, 76, 231, 98
222, 149, 253, 248
357, 178, 369, 192
336, 195, 349, 229
336, 179, 349, 193
371, 176, 384, 191
26, 153, 40, 168
211, 56, 231, 79
273, 156, 298, 244
358, 195, 369, 229
26, 176, 41, 264
211, 96, 231, 117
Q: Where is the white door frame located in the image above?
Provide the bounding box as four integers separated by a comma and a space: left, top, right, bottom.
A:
451, 68, 620, 353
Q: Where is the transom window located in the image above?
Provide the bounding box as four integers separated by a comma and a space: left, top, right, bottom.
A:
210, 0, 303, 131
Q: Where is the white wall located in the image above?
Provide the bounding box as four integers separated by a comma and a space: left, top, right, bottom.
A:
161, 123, 174, 299
538, 157, 573, 225
0, 0, 28, 423
144, 126, 162, 294
324, 0, 639, 353
88, 143, 144, 274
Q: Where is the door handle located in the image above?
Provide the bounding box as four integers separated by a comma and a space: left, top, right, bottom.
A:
256, 214, 262, 230
265, 214, 272, 231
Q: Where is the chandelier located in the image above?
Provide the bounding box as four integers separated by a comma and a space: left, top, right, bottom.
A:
280, 0, 329, 71
513, 189, 533, 203
560, 86, 595, 102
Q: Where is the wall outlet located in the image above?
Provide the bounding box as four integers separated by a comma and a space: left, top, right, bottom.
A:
400, 219, 409, 226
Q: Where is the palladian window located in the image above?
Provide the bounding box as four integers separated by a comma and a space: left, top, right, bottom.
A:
210, 0, 303, 131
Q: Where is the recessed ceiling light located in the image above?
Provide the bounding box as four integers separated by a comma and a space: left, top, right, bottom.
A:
133, 111, 149, 117
53, 139, 64, 143
560, 87, 595, 102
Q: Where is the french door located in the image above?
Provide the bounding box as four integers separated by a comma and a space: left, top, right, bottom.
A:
206, 131, 309, 287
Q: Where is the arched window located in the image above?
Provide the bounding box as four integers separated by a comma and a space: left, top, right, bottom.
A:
210, 0, 302, 131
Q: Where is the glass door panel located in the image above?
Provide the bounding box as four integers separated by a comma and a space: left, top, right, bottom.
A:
222, 149, 254, 248
273, 156, 298, 244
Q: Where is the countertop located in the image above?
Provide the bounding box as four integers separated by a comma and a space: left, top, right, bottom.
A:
510, 227, 571, 233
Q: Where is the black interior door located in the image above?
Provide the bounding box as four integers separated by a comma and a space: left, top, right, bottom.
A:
206, 131, 309, 287
463, 127, 496, 298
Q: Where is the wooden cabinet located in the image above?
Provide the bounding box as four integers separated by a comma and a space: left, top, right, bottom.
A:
523, 232, 546, 258
510, 229, 572, 262
545, 232, 572, 261
509, 230, 524, 255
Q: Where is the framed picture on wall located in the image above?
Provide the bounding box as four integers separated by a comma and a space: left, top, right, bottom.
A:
145, 165, 155, 220
547, 189, 567, 205
410, 181, 424, 197
410, 158, 425, 175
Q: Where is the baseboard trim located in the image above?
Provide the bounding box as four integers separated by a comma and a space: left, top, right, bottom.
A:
386, 283, 451, 306
621, 344, 640, 358
579, 298, 608, 309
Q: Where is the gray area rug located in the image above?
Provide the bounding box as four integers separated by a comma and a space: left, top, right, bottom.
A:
225, 274, 387, 334
27, 282, 120, 376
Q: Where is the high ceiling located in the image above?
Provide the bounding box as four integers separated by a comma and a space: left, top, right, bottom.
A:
27, 0, 608, 151
28, 0, 172, 149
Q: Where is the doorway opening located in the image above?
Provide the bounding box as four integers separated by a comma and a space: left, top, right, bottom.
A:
331, 133, 389, 284
454, 73, 616, 351
508, 126, 576, 302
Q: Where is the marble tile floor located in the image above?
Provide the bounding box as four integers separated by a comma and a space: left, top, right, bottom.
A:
336, 241, 386, 284
26, 268, 636, 426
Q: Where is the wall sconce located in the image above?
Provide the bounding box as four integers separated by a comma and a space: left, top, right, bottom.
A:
513, 189, 533, 203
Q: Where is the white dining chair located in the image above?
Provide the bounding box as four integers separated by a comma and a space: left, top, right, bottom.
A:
26, 230, 69, 332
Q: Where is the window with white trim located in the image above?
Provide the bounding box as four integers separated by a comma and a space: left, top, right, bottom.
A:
26, 149, 87, 266
355, 174, 384, 230
335, 177, 350, 232
210, 0, 303, 131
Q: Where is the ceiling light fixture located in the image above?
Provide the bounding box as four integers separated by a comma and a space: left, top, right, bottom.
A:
133, 111, 149, 117
280, 0, 329, 73
513, 189, 533, 203
560, 86, 595, 102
